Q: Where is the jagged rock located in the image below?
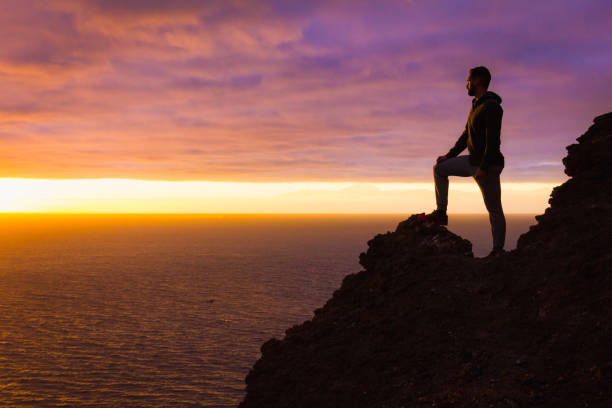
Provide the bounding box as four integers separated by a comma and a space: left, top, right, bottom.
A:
359, 214, 473, 271
240, 113, 612, 408
563, 112, 612, 178
517, 112, 612, 252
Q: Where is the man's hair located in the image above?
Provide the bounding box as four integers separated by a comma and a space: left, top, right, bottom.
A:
469, 66, 491, 89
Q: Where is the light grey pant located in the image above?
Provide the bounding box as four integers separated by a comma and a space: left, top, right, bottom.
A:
433, 155, 506, 250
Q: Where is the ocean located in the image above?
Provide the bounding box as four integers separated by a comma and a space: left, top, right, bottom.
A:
0, 214, 536, 407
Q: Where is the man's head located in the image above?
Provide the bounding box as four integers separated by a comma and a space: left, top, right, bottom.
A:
467, 66, 491, 97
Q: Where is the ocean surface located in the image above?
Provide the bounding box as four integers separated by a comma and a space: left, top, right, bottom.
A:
0, 214, 536, 407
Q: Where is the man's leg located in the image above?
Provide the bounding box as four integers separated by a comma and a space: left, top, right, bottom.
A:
475, 166, 506, 250
434, 155, 478, 213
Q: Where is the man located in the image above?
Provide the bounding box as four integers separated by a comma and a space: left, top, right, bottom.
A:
418, 66, 506, 257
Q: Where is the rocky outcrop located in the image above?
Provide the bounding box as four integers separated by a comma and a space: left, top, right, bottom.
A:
359, 215, 473, 271
239, 113, 612, 408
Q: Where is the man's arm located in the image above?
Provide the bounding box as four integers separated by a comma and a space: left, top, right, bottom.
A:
479, 103, 503, 170
446, 123, 468, 158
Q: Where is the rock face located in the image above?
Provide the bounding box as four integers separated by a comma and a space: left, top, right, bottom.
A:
239, 113, 612, 408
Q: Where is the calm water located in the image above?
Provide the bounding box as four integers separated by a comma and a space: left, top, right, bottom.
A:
0, 214, 536, 407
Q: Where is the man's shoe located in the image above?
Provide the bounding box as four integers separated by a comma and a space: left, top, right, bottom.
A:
486, 248, 505, 258
417, 209, 448, 226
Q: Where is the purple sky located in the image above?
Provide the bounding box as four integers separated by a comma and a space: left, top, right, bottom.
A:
1, 0, 610, 182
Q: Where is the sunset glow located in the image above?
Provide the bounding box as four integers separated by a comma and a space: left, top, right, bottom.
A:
0, 178, 559, 214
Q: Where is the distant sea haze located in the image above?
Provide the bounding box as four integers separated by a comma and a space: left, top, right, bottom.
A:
0, 214, 536, 407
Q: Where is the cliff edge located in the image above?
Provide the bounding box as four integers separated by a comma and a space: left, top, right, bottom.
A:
239, 113, 612, 408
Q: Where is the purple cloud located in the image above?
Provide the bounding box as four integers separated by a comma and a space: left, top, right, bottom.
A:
0, 0, 610, 181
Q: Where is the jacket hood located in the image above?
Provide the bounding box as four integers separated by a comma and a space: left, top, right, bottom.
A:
475, 91, 502, 105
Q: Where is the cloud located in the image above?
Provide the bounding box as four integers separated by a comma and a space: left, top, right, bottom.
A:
0, 0, 610, 182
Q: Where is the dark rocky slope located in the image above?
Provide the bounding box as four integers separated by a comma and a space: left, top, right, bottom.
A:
239, 113, 612, 408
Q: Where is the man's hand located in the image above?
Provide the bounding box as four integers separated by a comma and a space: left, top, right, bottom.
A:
436, 155, 448, 164
474, 168, 487, 180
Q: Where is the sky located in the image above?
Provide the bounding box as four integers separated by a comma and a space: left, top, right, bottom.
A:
0, 0, 610, 212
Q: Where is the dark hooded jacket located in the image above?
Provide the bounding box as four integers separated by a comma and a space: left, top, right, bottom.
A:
446, 90, 504, 170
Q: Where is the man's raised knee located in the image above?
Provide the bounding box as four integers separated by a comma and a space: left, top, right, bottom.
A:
433, 162, 445, 177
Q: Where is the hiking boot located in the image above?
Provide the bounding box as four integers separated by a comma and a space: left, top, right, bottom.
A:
486, 248, 505, 258
417, 209, 448, 226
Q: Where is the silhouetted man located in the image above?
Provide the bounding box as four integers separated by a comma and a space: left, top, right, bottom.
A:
418, 66, 506, 257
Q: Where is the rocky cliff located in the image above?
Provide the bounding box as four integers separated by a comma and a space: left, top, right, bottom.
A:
239, 113, 612, 408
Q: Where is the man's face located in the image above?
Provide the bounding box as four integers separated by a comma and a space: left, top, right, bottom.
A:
466, 75, 478, 96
